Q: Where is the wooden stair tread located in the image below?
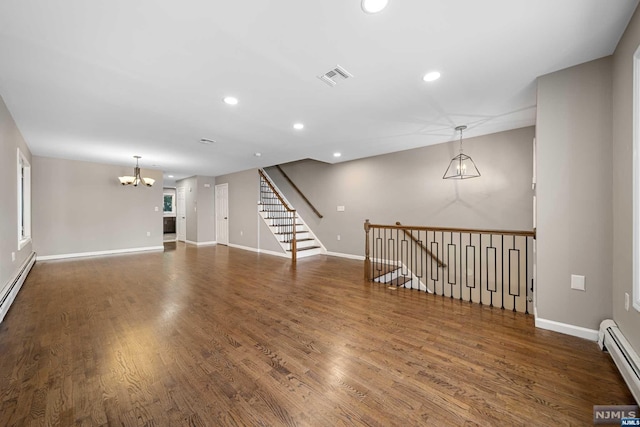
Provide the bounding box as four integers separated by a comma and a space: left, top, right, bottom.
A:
287, 246, 321, 252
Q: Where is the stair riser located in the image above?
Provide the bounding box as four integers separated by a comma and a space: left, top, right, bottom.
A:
296, 247, 323, 258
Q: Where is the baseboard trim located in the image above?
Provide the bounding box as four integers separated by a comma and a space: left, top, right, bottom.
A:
1, 251, 36, 323
185, 241, 217, 247
259, 248, 289, 258
325, 251, 365, 261
535, 317, 599, 341
37, 246, 164, 261
228, 244, 289, 258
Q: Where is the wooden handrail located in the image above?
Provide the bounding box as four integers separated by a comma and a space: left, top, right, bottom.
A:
275, 165, 323, 218
396, 222, 446, 268
366, 222, 536, 238
258, 169, 294, 212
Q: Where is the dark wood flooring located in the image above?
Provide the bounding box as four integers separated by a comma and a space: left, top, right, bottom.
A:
0, 243, 634, 426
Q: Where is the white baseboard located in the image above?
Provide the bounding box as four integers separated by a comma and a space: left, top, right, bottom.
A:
184, 240, 217, 247
37, 246, 164, 261
259, 248, 289, 258
198, 241, 217, 247
1, 251, 36, 323
227, 243, 289, 258
535, 316, 599, 341
325, 251, 365, 261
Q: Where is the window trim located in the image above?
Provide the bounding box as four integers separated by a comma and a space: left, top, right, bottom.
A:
17, 148, 31, 250
633, 46, 640, 312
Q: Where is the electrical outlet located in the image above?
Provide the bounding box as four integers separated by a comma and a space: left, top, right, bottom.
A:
337, 206, 345, 212
337, 234, 341, 241
146, 231, 151, 237
154, 206, 159, 212
570, 274, 585, 291
240, 231, 243, 236
11, 252, 15, 262
625, 293, 630, 311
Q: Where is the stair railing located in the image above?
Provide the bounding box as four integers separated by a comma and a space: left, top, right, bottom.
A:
275, 165, 323, 218
396, 221, 446, 268
259, 169, 296, 264
364, 219, 536, 314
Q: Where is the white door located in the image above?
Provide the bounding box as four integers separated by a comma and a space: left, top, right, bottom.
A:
215, 183, 229, 246
177, 186, 186, 242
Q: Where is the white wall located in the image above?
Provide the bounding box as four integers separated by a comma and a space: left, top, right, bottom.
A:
536, 56, 613, 332
32, 156, 164, 257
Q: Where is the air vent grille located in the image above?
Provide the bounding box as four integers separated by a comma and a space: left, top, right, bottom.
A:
317, 65, 353, 87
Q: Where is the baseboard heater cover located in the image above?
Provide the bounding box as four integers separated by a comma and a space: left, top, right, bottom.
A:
0, 251, 36, 324
598, 319, 640, 405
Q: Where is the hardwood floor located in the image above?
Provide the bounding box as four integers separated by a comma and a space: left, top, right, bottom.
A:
0, 243, 633, 426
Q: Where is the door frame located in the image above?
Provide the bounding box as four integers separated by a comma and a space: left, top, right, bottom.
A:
215, 183, 229, 246
177, 186, 186, 242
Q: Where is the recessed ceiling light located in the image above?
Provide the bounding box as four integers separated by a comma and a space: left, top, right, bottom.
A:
199, 138, 215, 145
168, 175, 174, 178
333, 152, 342, 158
362, 0, 389, 14
223, 96, 238, 105
293, 123, 304, 130
423, 71, 441, 82
254, 152, 262, 157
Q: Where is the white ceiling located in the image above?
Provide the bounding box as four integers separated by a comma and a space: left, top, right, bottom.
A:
0, 1, 637, 184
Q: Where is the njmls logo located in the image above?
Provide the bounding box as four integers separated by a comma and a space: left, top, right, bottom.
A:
621, 418, 640, 426
593, 405, 639, 425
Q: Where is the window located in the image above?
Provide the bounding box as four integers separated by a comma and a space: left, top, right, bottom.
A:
163, 193, 175, 215
17, 148, 31, 249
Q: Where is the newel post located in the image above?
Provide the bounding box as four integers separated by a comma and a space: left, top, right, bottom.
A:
364, 219, 371, 281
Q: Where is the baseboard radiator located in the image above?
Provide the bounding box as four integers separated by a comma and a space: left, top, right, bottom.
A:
0, 251, 36, 324
598, 319, 640, 404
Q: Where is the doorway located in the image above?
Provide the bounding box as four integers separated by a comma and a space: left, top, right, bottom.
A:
215, 183, 229, 246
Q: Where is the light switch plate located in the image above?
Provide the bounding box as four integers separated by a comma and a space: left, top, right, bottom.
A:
571, 274, 585, 291
337, 206, 345, 212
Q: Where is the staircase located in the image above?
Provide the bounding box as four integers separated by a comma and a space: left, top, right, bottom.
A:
258, 170, 324, 259
371, 263, 427, 291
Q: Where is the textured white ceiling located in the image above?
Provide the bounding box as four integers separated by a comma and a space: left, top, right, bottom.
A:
0, 1, 637, 183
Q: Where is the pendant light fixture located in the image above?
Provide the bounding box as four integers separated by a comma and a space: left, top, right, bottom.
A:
118, 156, 155, 187
443, 125, 481, 180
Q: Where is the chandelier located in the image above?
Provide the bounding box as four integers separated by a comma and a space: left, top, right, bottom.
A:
443, 125, 481, 180
118, 156, 155, 187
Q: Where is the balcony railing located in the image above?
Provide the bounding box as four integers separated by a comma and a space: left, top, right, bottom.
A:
364, 220, 536, 314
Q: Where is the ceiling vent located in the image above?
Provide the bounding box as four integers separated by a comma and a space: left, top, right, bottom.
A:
317, 65, 353, 87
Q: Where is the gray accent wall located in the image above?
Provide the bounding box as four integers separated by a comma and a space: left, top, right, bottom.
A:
613, 7, 640, 352
197, 176, 216, 243
216, 169, 260, 248
536, 57, 613, 331
0, 94, 33, 292
266, 126, 534, 257
178, 176, 198, 242
32, 156, 164, 257
175, 175, 216, 244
